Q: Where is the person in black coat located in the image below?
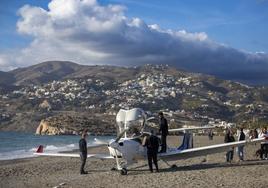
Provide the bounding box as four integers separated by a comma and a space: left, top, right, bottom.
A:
143, 130, 159, 173
79, 130, 88, 174
158, 112, 168, 153
253, 129, 258, 139
237, 128, 246, 161
224, 129, 235, 162
208, 129, 214, 140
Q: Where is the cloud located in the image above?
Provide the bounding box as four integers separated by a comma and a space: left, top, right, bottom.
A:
1, 0, 268, 85
0, 53, 17, 71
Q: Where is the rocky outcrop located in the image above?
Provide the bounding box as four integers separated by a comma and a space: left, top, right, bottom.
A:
39, 100, 52, 111
35, 119, 83, 135
35, 113, 116, 136
36, 120, 61, 135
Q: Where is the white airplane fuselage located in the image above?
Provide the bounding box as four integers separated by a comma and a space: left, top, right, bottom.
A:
108, 138, 146, 165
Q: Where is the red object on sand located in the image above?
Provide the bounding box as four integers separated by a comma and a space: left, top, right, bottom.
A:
36, 145, 43, 153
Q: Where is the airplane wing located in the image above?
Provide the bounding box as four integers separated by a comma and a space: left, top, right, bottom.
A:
169, 126, 216, 132
159, 138, 265, 161
33, 145, 113, 159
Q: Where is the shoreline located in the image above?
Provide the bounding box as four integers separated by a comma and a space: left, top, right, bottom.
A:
0, 132, 113, 162
0, 150, 77, 165
1, 136, 268, 188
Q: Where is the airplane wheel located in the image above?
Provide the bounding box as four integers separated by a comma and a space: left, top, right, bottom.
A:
111, 167, 117, 171
171, 164, 177, 169
120, 168, 127, 175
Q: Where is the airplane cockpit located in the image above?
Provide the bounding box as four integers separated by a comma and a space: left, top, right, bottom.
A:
116, 108, 147, 141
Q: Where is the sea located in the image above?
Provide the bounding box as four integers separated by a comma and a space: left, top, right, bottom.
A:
0, 132, 113, 161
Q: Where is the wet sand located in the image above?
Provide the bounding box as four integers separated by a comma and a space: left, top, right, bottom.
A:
1, 136, 268, 188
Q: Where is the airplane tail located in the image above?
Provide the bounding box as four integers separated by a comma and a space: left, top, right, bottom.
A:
177, 132, 193, 150
36, 145, 44, 153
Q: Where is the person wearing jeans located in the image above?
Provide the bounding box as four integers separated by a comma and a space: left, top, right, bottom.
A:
237, 128, 246, 161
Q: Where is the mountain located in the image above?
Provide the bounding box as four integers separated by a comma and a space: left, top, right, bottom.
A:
0, 71, 17, 94
0, 62, 267, 134
7, 61, 189, 85
8, 61, 143, 85
0, 71, 15, 85
10, 61, 84, 85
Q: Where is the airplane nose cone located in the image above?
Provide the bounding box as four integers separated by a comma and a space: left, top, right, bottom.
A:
109, 141, 119, 149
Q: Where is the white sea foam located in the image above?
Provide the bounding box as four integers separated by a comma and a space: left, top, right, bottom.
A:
0, 144, 78, 160
0, 132, 112, 161
0, 149, 36, 160
44, 144, 77, 152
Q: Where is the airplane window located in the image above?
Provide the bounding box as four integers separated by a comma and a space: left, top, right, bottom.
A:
117, 122, 125, 136
116, 119, 144, 137
116, 108, 147, 137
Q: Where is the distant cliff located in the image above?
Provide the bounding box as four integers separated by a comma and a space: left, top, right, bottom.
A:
35, 113, 116, 136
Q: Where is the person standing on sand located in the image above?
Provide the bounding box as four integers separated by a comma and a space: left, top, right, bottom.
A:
158, 112, 168, 153
208, 129, 214, 140
143, 130, 159, 173
224, 129, 235, 162
260, 127, 268, 160
237, 128, 246, 161
79, 130, 88, 174
253, 129, 258, 139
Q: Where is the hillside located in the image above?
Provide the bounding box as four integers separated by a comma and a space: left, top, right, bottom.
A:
0, 71, 17, 94
0, 62, 268, 134
8, 61, 142, 86
10, 61, 84, 85
0, 71, 15, 85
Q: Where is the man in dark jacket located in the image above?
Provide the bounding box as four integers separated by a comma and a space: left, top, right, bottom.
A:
143, 130, 159, 173
158, 112, 168, 153
224, 129, 235, 162
237, 128, 246, 161
79, 130, 88, 174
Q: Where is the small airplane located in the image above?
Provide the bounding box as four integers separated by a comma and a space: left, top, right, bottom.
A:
34, 108, 266, 175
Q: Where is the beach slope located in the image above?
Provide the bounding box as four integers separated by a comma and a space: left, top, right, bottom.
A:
1, 136, 268, 188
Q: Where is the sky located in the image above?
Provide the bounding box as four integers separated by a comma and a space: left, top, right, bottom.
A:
0, 0, 268, 85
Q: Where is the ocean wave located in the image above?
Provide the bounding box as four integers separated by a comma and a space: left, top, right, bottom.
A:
0, 132, 113, 161
0, 149, 35, 160
0, 143, 78, 161
43, 144, 77, 152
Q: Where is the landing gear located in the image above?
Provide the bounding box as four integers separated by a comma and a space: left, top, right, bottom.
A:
111, 166, 128, 175
120, 168, 128, 175
114, 152, 128, 175
171, 164, 177, 169
111, 167, 128, 175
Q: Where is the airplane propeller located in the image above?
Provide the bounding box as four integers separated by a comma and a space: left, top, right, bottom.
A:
108, 128, 128, 149
89, 128, 129, 149
94, 138, 109, 145
115, 128, 128, 143
86, 138, 108, 148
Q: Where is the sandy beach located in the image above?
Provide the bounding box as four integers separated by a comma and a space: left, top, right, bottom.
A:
1, 136, 268, 188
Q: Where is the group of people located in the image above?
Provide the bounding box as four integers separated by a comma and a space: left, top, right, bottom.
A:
142, 111, 169, 173
78, 112, 268, 174
224, 128, 245, 162
224, 127, 268, 163
78, 112, 169, 174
